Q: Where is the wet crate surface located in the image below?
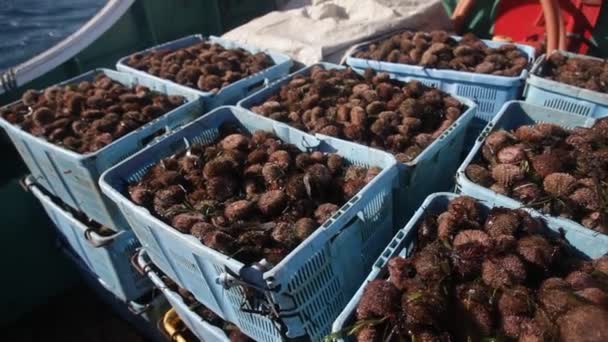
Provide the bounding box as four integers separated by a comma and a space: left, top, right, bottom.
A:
100, 106, 399, 341
0, 69, 204, 231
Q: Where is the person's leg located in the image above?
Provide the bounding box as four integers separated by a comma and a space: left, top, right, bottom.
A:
442, 0, 500, 38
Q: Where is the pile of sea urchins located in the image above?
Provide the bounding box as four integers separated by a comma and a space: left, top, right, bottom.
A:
465, 118, 608, 234
542, 52, 608, 93
125, 41, 274, 92
353, 31, 529, 76
249, 66, 466, 163
352, 196, 608, 342
0, 74, 185, 153
127, 123, 380, 264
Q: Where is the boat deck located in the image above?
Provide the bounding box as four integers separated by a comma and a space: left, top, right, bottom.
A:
3, 284, 150, 342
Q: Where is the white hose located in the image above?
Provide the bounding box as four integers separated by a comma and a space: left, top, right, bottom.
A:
0, 0, 136, 95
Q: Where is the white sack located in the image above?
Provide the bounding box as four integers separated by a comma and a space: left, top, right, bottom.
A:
223, 0, 453, 65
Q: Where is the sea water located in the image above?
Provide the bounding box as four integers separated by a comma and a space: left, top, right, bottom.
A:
0, 0, 105, 71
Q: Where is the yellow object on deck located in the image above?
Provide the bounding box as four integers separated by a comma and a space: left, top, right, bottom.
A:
160, 308, 189, 342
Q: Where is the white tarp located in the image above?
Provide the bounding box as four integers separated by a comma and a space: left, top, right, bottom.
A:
223, 0, 453, 65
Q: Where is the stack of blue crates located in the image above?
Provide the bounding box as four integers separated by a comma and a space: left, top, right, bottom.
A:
0, 68, 203, 305
0, 34, 300, 342
9, 27, 608, 342
1, 69, 204, 232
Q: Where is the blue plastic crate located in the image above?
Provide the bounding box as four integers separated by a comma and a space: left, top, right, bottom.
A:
332, 192, 608, 342
456, 101, 606, 239
238, 63, 477, 228
27, 176, 152, 302
100, 106, 399, 341
136, 249, 232, 342
524, 50, 608, 118
116, 34, 293, 109
345, 35, 535, 122
59, 243, 169, 342
0, 69, 204, 231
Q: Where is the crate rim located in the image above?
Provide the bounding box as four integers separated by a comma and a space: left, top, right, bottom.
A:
455, 100, 606, 239
0, 68, 202, 159
100, 105, 400, 281
237, 62, 478, 167
345, 33, 536, 85
527, 50, 608, 106
116, 34, 293, 98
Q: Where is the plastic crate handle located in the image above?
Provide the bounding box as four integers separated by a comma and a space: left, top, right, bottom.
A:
138, 126, 169, 147
131, 248, 148, 276
21, 176, 122, 249
524, 54, 547, 96
217, 262, 286, 324
127, 275, 159, 316
83, 228, 122, 248
530, 54, 547, 75
245, 77, 270, 93
328, 208, 367, 243
20, 175, 45, 192
128, 299, 151, 316
217, 260, 272, 292
300, 134, 321, 152
133, 248, 159, 278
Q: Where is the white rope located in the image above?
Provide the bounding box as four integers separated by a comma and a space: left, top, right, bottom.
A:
0, 0, 135, 95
